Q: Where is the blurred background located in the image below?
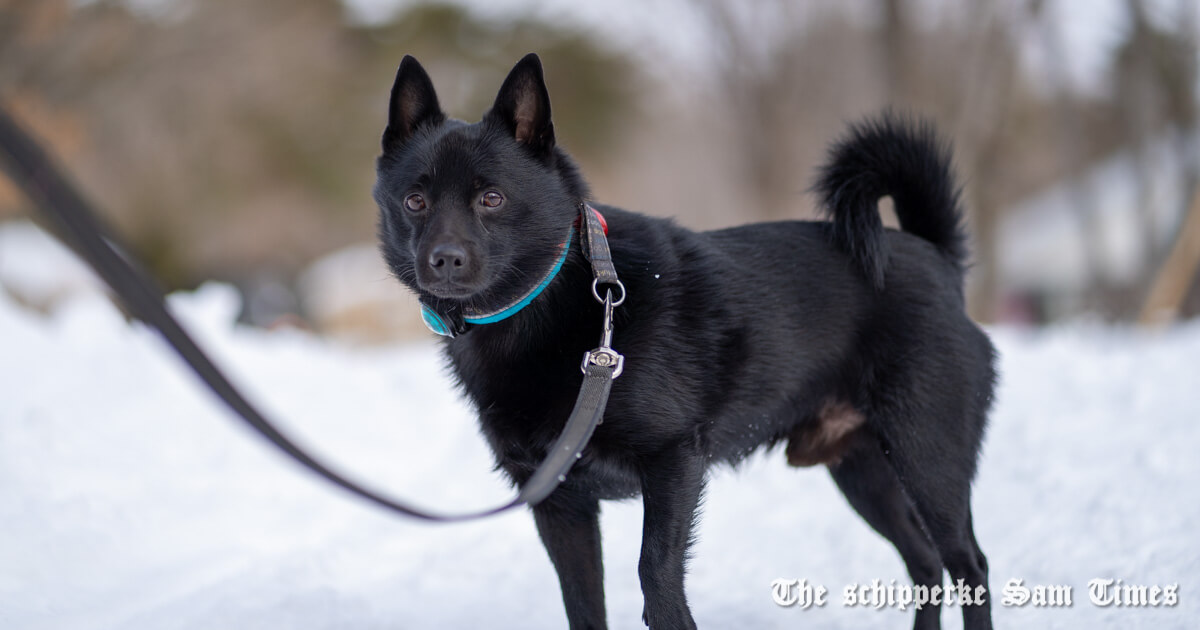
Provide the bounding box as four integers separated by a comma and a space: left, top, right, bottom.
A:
2, 0, 1198, 341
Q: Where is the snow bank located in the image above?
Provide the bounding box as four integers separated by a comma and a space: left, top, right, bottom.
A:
0, 220, 104, 311
2, 275, 1198, 628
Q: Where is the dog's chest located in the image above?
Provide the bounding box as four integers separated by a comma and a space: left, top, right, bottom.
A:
446, 337, 647, 498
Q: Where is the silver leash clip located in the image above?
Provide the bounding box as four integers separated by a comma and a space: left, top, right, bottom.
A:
582, 283, 625, 379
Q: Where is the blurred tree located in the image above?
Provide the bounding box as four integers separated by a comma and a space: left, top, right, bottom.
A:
690, 0, 885, 222
1140, 190, 1200, 323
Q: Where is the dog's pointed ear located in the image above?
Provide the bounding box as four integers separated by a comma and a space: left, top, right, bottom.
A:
383, 55, 445, 150
488, 53, 555, 156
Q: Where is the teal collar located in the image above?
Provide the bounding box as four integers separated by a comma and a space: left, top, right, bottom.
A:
420, 225, 574, 336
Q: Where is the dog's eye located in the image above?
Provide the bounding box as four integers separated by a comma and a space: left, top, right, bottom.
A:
480, 191, 504, 209
404, 193, 426, 212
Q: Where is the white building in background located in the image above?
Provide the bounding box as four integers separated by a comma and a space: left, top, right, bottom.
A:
997, 131, 1194, 320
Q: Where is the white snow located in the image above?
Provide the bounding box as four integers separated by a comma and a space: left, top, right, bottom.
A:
0, 221, 104, 311
2, 232, 1199, 628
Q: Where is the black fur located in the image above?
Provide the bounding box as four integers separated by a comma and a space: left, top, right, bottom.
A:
813, 112, 969, 289
375, 54, 996, 630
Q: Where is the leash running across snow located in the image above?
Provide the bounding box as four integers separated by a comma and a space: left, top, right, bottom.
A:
0, 107, 625, 522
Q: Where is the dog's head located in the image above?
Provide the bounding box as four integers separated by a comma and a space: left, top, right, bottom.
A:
374, 54, 588, 311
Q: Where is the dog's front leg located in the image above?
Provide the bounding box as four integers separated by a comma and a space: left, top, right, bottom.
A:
638, 445, 705, 630
533, 491, 607, 630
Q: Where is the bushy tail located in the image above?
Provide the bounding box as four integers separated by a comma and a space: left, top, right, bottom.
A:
813, 112, 968, 290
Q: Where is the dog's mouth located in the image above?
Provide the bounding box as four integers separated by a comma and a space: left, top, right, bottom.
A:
420, 279, 483, 300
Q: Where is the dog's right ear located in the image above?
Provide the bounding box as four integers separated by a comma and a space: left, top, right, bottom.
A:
382, 56, 445, 150
487, 53, 555, 157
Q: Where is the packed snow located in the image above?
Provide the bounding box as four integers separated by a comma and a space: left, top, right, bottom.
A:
2, 230, 1198, 629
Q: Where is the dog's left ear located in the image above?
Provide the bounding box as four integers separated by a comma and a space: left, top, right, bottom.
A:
488, 53, 555, 156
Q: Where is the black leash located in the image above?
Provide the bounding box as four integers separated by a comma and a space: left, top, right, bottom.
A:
0, 107, 625, 522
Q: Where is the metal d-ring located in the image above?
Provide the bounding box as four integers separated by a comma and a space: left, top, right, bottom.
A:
590, 278, 626, 306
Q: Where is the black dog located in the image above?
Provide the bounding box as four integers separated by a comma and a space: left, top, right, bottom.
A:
374, 53, 995, 630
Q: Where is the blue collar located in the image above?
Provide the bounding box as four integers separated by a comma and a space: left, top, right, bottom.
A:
420, 226, 574, 336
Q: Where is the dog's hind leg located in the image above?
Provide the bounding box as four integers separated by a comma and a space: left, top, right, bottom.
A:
828, 434, 944, 630
876, 426, 993, 630
532, 491, 608, 630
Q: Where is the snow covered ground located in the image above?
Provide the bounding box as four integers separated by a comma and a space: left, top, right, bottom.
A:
2, 249, 1199, 629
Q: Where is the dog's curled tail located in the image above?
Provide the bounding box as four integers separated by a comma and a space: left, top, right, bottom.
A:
813, 113, 968, 290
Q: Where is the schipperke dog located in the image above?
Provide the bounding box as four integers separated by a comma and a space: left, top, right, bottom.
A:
374, 53, 995, 630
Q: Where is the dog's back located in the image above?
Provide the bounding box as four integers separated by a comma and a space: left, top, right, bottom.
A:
600, 115, 992, 470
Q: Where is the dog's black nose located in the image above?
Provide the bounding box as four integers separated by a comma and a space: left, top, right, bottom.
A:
429, 243, 468, 273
